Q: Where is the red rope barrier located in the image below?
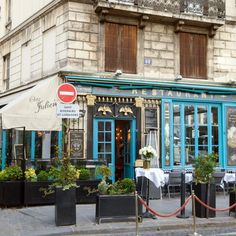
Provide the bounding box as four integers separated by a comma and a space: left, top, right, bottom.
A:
138, 195, 192, 218
194, 195, 236, 212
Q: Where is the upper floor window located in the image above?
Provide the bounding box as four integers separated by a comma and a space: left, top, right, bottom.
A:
180, 32, 207, 79
6, 0, 11, 23
3, 54, 10, 90
42, 27, 56, 75
105, 22, 137, 74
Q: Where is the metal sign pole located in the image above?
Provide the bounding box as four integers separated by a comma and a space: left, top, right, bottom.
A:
135, 191, 139, 236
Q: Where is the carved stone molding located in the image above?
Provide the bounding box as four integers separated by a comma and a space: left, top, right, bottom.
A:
139, 15, 149, 29
135, 97, 144, 107
86, 95, 96, 106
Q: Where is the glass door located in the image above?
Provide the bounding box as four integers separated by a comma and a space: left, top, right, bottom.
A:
93, 119, 115, 182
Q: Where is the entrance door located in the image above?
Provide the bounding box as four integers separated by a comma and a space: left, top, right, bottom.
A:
93, 119, 136, 182
93, 119, 115, 182
115, 120, 136, 180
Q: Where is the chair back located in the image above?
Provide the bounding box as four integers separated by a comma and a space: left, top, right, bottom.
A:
168, 172, 182, 185
212, 172, 225, 184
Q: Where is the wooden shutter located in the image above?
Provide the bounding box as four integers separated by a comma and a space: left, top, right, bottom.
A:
105, 23, 137, 74
180, 32, 207, 79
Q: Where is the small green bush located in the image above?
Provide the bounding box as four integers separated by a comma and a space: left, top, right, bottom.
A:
48, 166, 60, 181
0, 166, 23, 181
107, 178, 136, 195
37, 170, 49, 181
79, 168, 90, 180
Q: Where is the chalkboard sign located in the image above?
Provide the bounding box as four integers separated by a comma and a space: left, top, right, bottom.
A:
14, 144, 25, 160
70, 129, 84, 158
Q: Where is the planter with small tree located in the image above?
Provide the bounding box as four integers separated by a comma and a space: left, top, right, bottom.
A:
193, 153, 217, 218
95, 165, 142, 223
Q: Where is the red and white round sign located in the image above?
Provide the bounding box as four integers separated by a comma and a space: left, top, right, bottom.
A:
57, 83, 77, 103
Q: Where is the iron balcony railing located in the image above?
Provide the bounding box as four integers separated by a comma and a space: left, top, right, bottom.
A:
95, 0, 225, 19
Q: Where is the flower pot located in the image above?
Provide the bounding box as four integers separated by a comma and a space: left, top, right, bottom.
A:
55, 187, 76, 226
193, 183, 216, 218
229, 192, 236, 216
0, 181, 23, 207
24, 181, 55, 206
143, 160, 150, 169
96, 194, 142, 224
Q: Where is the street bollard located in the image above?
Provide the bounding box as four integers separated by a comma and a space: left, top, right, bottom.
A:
135, 191, 139, 236
177, 171, 189, 218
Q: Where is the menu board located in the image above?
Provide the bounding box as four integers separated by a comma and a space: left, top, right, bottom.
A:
227, 107, 236, 166
70, 129, 84, 158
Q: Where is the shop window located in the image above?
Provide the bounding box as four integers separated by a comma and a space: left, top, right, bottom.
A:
226, 107, 236, 166
164, 103, 170, 167
105, 22, 137, 74
173, 105, 181, 166
3, 54, 10, 90
180, 32, 207, 79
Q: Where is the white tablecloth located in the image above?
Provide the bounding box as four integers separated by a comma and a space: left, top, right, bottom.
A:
224, 173, 236, 183
164, 173, 193, 184
135, 168, 165, 189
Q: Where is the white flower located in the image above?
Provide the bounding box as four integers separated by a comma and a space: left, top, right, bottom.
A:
139, 146, 157, 160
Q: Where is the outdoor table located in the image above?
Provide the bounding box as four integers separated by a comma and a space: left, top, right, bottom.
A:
135, 168, 165, 219
224, 173, 236, 183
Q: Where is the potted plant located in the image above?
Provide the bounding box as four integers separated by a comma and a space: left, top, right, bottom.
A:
24, 169, 54, 206
0, 165, 23, 207
229, 187, 236, 216
139, 145, 157, 169
47, 157, 79, 226
193, 153, 218, 218
76, 167, 101, 204
95, 165, 142, 223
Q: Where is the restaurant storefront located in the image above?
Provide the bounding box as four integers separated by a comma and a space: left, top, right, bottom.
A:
1, 74, 236, 181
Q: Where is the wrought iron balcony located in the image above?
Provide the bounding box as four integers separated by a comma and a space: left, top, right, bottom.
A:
93, 0, 225, 19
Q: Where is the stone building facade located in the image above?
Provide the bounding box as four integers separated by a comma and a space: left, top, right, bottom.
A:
0, 0, 236, 181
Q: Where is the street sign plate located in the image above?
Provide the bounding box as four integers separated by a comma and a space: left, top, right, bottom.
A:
56, 103, 80, 118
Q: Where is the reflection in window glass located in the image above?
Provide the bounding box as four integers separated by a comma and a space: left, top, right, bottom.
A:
185, 105, 195, 165
198, 106, 208, 156
98, 122, 104, 131
173, 105, 181, 166
211, 107, 219, 165
164, 103, 170, 166
226, 107, 236, 166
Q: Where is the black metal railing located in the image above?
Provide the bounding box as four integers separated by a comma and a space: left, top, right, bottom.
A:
94, 0, 225, 19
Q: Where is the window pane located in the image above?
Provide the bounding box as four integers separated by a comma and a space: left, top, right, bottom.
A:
145, 109, 157, 130
226, 107, 236, 166
105, 122, 111, 131
105, 143, 111, 153
98, 122, 104, 131
106, 132, 111, 142
98, 132, 104, 142
211, 107, 219, 146
173, 105, 181, 166
164, 103, 170, 166
98, 143, 104, 153
185, 105, 195, 145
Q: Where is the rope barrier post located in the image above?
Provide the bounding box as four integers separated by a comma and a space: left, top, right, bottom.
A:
189, 191, 202, 236
177, 171, 189, 219
135, 191, 139, 236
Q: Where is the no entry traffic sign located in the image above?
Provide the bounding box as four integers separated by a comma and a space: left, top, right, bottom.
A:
57, 83, 77, 103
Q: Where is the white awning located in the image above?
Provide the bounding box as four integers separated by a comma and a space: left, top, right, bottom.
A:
0, 76, 62, 131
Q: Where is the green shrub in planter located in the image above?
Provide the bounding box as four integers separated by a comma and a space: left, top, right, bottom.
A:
79, 168, 90, 180
37, 170, 49, 182
1, 166, 23, 181
25, 168, 37, 182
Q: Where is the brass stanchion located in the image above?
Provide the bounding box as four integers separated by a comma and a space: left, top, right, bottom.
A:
189, 191, 202, 236
135, 191, 139, 236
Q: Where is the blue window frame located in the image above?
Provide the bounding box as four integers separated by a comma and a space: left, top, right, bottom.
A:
162, 100, 222, 169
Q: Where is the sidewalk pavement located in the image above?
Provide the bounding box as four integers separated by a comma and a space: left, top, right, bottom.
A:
0, 193, 235, 236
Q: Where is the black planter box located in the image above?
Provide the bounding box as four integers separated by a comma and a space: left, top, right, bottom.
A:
193, 183, 216, 218
76, 180, 100, 204
96, 194, 142, 224
55, 187, 76, 226
24, 181, 55, 206
229, 192, 236, 216
0, 181, 23, 207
